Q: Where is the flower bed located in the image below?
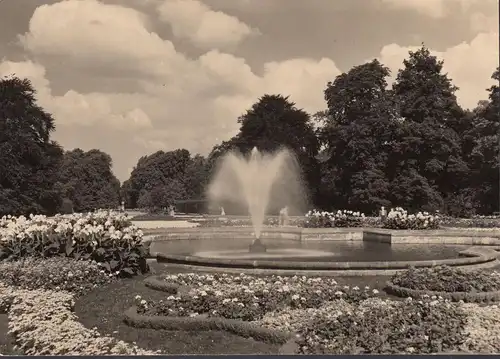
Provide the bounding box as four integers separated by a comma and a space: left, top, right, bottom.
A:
0, 211, 149, 277
0, 257, 158, 355
385, 266, 500, 302
295, 296, 468, 354
131, 271, 500, 354
135, 274, 376, 322
390, 266, 500, 293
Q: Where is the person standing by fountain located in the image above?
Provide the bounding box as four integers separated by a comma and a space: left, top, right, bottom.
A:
279, 206, 289, 226
220, 206, 225, 216
379, 206, 387, 222
168, 205, 175, 217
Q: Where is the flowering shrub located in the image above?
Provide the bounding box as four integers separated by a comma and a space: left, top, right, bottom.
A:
135, 273, 378, 321
0, 257, 114, 297
302, 210, 365, 228
296, 297, 468, 354
391, 266, 500, 293
0, 283, 158, 355
0, 210, 149, 277
383, 207, 440, 229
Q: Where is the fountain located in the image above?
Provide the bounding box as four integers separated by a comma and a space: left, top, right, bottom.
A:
148, 147, 483, 276
207, 147, 305, 254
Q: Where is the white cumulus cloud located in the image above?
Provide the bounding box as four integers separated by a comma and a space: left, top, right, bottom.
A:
1, 0, 496, 180
155, 0, 259, 49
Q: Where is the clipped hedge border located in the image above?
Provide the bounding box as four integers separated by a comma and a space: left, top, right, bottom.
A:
143, 275, 179, 294
384, 281, 500, 303
123, 306, 292, 345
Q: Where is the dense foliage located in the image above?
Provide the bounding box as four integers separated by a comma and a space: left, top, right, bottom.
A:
0, 77, 64, 217
1, 45, 498, 217
0, 210, 149, 277
391, 266, 500, 293
121, 149, 208, 211
57, 149, 121, 212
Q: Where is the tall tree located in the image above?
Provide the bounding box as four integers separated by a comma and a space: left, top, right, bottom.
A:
182, 154, 209, 199
466, 68, 500, 214
123, 149, 192, 209
0, 76, 63, 216
233, 94, 321, 206
390, 45, 468, 212
57, 149, 120, 211
320, 60, 396, 212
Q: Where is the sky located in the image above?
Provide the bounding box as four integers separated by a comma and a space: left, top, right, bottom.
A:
0, 0, 498, 181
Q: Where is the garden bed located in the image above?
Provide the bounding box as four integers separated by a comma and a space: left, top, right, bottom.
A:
385, 266, 500, 302
121, 271, 500, 354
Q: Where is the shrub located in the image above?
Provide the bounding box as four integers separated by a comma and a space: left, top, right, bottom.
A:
390, 266, 500, 293
0, 257, 114, 297
296, 297, 468, 354
383, 207, 440, 230
302, 210, 365, 228
0, 210, 149, 277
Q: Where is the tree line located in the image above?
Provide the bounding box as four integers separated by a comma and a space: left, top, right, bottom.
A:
1, 46, 498, 217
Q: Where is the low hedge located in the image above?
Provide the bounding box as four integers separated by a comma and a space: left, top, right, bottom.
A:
143, 275, 179, 294
123, 306, 291, 345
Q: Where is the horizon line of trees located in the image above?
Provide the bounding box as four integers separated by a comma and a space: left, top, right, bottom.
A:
1, 45, 498, 217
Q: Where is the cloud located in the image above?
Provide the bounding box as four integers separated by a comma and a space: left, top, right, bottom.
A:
380, 0, 484, 18
378, 31, 499, 109
19, 0, 187, 78
2, 0, 496, 181
3, 0, 340, 180
0, 60, 153, 131
155, 0, 259, 49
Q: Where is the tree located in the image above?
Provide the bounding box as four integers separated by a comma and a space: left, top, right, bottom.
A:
466, 68, 500, 214
233, 94, 321, 205
319, 60, 396, 212
137, 179, 187, 211
0, 76, 63, 216
123, 149, 193, 209
389, 45, 468, 212
57, 149, 120, 211
182, 154, 209, 199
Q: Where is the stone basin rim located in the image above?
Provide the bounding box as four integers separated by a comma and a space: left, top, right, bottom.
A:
155, 246, 498, 271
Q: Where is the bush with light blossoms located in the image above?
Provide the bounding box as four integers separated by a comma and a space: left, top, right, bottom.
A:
0, 210, 149, 277
383, 207, 440, 230
302, 209, 365, 228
